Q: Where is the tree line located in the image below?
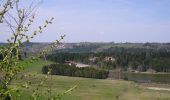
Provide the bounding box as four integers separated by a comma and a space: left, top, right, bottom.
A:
42, 64, 109, 79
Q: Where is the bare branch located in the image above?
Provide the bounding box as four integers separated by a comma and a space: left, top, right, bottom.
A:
0, 0, 16, 23
7, 12, 19, 25
4, 18, 16, 34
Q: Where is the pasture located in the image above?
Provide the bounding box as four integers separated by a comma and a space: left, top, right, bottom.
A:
11, 60, 170, 100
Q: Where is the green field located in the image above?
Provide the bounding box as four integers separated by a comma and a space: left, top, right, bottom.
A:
11, 60, 170, 100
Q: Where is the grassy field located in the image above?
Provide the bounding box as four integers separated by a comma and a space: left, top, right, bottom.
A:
11, 60, 170, 100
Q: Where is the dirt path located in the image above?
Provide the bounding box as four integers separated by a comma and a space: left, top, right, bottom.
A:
147, 87, 170, 91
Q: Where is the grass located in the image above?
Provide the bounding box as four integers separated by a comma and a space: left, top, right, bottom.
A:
20, 59, 53, 73
11, 59, 170, 100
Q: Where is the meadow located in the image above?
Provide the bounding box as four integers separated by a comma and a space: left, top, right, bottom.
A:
11, 60, 170, 100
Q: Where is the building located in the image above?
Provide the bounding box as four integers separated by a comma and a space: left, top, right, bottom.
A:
104, 57, 116, 62
89, 57, 98, 62
65, 61, 89, 68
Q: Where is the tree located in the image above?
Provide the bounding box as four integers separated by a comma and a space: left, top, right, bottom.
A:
0, 0, 69, 100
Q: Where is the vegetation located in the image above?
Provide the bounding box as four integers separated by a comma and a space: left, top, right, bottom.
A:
48, 45, 170, 72
11, 60, 170, 100
0, 0, 170, 99
56, 42, 170, 53
42, 64, 109, 79
14, 75, 170, 100
0, 0, 66, 99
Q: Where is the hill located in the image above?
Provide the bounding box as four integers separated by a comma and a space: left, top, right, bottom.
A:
56, 42, 170, 53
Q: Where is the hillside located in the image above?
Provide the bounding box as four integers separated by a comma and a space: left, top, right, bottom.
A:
56, 42, 170, 53
11, 60, 170, 100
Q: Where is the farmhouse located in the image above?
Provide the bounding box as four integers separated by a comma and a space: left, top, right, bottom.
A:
89, 57, 98, 62
104, 57, 116, 62
65, 61, 89, 68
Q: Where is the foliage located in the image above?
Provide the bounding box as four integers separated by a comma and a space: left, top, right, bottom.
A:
0, 0, 70, 100
42, 64, 109, 79
48, 46, 170, 72
47, 53, 91, 64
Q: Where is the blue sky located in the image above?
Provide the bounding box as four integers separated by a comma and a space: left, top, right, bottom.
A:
1, 0, 170, 42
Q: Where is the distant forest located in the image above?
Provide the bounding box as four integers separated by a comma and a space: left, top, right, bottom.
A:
48, 43, 170, 72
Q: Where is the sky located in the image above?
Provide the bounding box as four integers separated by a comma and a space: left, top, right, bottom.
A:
1, 0, 170, 43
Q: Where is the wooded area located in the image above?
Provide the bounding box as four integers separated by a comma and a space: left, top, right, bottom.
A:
42, 64, 109, 79
47, 46, 170, 72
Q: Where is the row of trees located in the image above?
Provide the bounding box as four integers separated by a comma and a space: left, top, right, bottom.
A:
42, 64, 109, 79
